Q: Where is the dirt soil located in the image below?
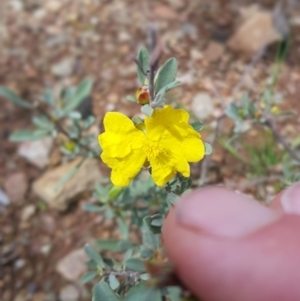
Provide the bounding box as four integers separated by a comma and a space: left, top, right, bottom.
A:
1, 0, 300, 300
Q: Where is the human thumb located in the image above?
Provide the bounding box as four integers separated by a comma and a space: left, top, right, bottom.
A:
163, 186, 300, 301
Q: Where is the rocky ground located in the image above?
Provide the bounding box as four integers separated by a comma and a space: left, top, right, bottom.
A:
1, 0, 300, 300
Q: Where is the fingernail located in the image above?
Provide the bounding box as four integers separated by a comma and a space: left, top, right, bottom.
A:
281, 182, 300, 215
176, 187, 280, 238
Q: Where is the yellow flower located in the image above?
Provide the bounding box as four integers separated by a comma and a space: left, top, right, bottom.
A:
98, 106, 205, 187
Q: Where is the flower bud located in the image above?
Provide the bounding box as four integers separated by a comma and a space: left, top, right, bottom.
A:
136, 86, 150, 105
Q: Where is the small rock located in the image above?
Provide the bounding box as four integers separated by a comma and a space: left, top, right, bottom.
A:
4, 172, 28, 204
51, 58, 75, 77
33, 158, 101, 210
105, 103, 116, 112
44, 293, 56, 301
21, 205, 36, 222
190, 49, 203, 61
59, 285, 80, 301
41, 214, 56, 233
228, 11, 282, 55
14, 259, 26, 270
191, 93, 214, 120
40, 244, 52, 255
154, 4, 178, 20
45, 0, 62, 12
18, 137, 53, 169
118, 65, 136, 78
14, 290, 27, 301
32, 293, 45, 301
118, 31, 131, 42
203, 41, 225, 63
165, 0, 185, 9
0, 189, 10, 206
9, 0, 24, 11
56, 249, 88, 281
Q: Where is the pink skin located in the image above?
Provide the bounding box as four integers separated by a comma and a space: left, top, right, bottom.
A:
163, 183, 300, 301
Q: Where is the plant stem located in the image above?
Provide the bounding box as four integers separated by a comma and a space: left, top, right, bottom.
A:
36, 105, 98, 157
265, 117, 300, 162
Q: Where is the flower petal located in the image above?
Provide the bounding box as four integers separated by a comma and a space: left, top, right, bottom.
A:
145, 106, 205, 163
149, 133, 190, 186
99, 112, 145, 158
181, 131, 205, 162
101, 150, 146, 187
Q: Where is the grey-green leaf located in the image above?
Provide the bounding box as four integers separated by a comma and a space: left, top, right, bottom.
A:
124, 282, 149, 301
117, 218, 129, 239
142, 216, 160, 251
166, 286, 181, 301
125, 258, 146, 272
166, 192, 179, 207
80, 271, 98, 284
132, 116, 144, 126
204, 142, 213, 155
126, 95, 137, 103
141, 104, 153, 117
109, 274, 120, 290
84, 244, 104, 267
191, 121, 204, 132
155, 58, 177, 93
0, 86, 33, 109
9, 129, 49, 142
225, 103, 239, 120
93, 280, 120, 301
64, 78, 93, 112
83, 203, 104, 213
32, 116, 53, 129
137, 47, 149, 85
96, 239, 134, 252
40, 88, 56, 106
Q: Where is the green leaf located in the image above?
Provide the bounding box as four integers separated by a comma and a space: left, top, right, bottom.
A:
191, 121, 204, 131
80, 271, 98, 284
225, 103, 239, 120
32, 115, 53, 129
9, 129, 49, 142
96, 239, 134, 252
164, 80, 181, 92
68, 111, 82, 119
141, 104, 154, 117
153, 81, 181, 106
126, 95, 137, 103
132, 116, 144, 126
166, 192, 179, 207
93, 280, 120, 301
124, 282, 149, 301
166, 287, 181, 301
150, 214, 163, 229
140, 273, 150, 281
83, 116, 96, 129
155, 58, 177, 93
137, 47, 149, 85
125, 258, 146, 272
40, 88, 55, 106
0, 86, 33, 108
108, 186, 123, 200
109, 274, 120, 290
84, 244, 104, 267
117, 218, 129, 239
204, 142, 213, 155
142, 216, 160, 251
124, 249, 133, 261
83, 203, 104, 212
64, 78, 93, 112
180, 178, 192, 194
